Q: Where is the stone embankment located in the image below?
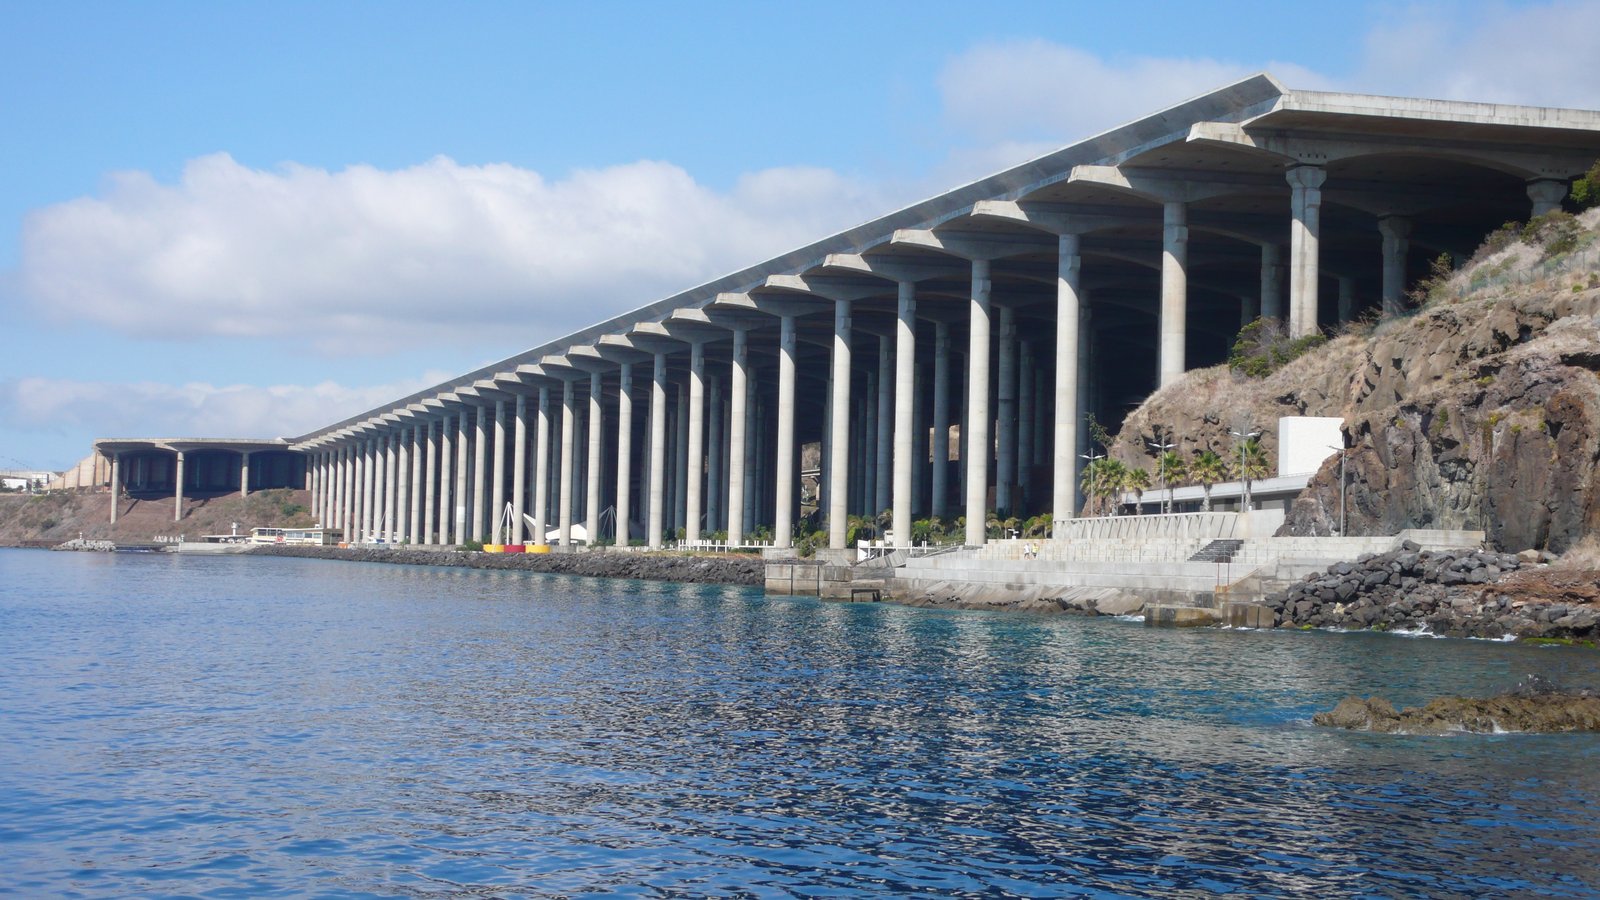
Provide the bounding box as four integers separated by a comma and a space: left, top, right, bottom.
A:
1315, 678, 1600, 734
52, 538, 117, 552
1265, 542, 1600, 640
249, 545, 764, 586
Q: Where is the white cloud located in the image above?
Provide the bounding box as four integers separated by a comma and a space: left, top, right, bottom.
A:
1350, 1, 1600, 107
936, 40, 1331, 152
14, 154, 889, 356
0, 371, 452, 441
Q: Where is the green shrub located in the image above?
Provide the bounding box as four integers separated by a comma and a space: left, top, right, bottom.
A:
457, 539, 484, 552
1571, 159, 1600, 210
1228, 318, 1328, 377
1407, 253, 1456, 307
1522, 210, 1580, 259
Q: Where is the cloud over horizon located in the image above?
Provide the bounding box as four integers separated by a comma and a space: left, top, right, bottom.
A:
15, 153, 891, 357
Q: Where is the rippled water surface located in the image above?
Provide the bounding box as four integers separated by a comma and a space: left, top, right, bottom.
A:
4, 549, 1600, 897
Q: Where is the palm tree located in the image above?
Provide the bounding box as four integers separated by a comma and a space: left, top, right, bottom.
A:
1159, 450, 1187, 514
1234, 437, 1270, 512
1189, 450, 1227, 512
1094, 458, 1130, 517
1125, 467, 1151, 514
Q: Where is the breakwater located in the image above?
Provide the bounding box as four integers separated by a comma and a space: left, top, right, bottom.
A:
247, 544, 764, 586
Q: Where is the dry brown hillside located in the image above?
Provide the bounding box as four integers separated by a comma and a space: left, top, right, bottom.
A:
0, 488, 316, 547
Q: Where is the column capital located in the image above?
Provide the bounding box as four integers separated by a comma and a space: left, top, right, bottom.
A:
1285, 165, 1327, 191
1378, 215, 1414, 240
1527, 178, 1568, 216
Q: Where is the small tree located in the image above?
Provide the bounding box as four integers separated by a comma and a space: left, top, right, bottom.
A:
1126, 467, 1151, 514
1159, 450, 1187, 514
1189, 450, 1227, 512
1233, 437, 1270, 512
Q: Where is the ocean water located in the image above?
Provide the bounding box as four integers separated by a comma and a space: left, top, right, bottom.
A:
2, 549, 1599, 898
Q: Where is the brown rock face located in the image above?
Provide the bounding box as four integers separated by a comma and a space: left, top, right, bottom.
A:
1112, 248, 1600, 553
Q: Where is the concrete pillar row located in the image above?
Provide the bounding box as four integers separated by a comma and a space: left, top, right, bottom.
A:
964, 258, 992, 547
1159, 200, 1189, 388
438, 415, 453, 545
586, 371, 603, 546
1260, 243, 1284, 321
996, 304, 1017, 515
424, 420, 438, 545
512, 394, 527, 545
616, 363, 634, 547
648, 353, 668, 549
534, 386, 551, 546
1287, 165, 1327, 338
1527, 179, 1568, 217
931, 320, 951, 521
686, 342, 706, 543
774, 316, 797, 549
827, 299, 853, 549
727, 328, 749, 547
1379, 215, 1413, 319
559, 380, 576, 546
891, 281, 916, 546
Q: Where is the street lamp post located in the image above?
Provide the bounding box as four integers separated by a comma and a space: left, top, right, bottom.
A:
1148, 438, 1174, 515
1080, 450, 1104, 517
1230, 428, 1261, 512
1327, 443, 1347, 535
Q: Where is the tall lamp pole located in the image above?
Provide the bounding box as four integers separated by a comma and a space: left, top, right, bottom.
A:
1148, 438, 1174, 515
1081, 450, 1104, 518
1230, 428, 1261, 512
1327, 443, 1347, 535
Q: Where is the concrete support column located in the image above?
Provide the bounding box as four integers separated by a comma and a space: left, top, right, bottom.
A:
648, 353, 668, 549
239, 451, 251, 499
727, 329, 749, 547
1017, 339, 1033, 507
173, 451, 186, 522
1287, 165, 1327, 337
366, 439, 379, 541
396, 431, 410, 543
745, 378, 759, 536
686, 342, 706, 543
454, 413, 470, 545
707, 375, 723, 534
437, 416, 453, 545
511, 395, 527, 544
109, 453, 120, 525
965, 258, 992, 546
490, 401, 507, 544
827, 299, 852, 549
931, 320, 951, 520
1337, 276, 1356, 324
534, 386, 551, 546
875, 333, 893, 517
996, 304, 1017, 515
891, 281, 916, 545
1260, 243, 1283, 321
775, 316, 796, 549
559, 380, 576, 546
1528, 179, 1568, 217
424, 421, 438, 545
860, 376, 875, 517
615, 363, 634, 547
586, 371, 603, 546
673, 386, 688, 535
340, 445, 351, 532
385, 432, 399, 543
1379, 215, 1413, 319
409, 429, 423, 541
352, 444, 364, 538
1076, 301, 1093, 514
1159, 200, 1188, 387
471, 406, 488, 542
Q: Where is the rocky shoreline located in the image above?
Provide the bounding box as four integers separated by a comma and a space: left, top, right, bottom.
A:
246, 544, 765, 586
1315, 678, 1600, 734
1266, 543, 1598, 641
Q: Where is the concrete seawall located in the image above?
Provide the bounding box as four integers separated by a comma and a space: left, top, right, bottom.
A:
249, 545, 764, 586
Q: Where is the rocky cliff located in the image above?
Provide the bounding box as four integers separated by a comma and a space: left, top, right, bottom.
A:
1111, 209, 1600, 553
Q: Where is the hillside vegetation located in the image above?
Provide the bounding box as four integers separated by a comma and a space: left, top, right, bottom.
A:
1112, 207, 1600, 553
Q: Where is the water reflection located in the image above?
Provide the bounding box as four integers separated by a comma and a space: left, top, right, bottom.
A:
2, 549, 1598, 897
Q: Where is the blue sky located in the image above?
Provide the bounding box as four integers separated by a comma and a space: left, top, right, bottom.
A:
4, 1, 1599, 469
